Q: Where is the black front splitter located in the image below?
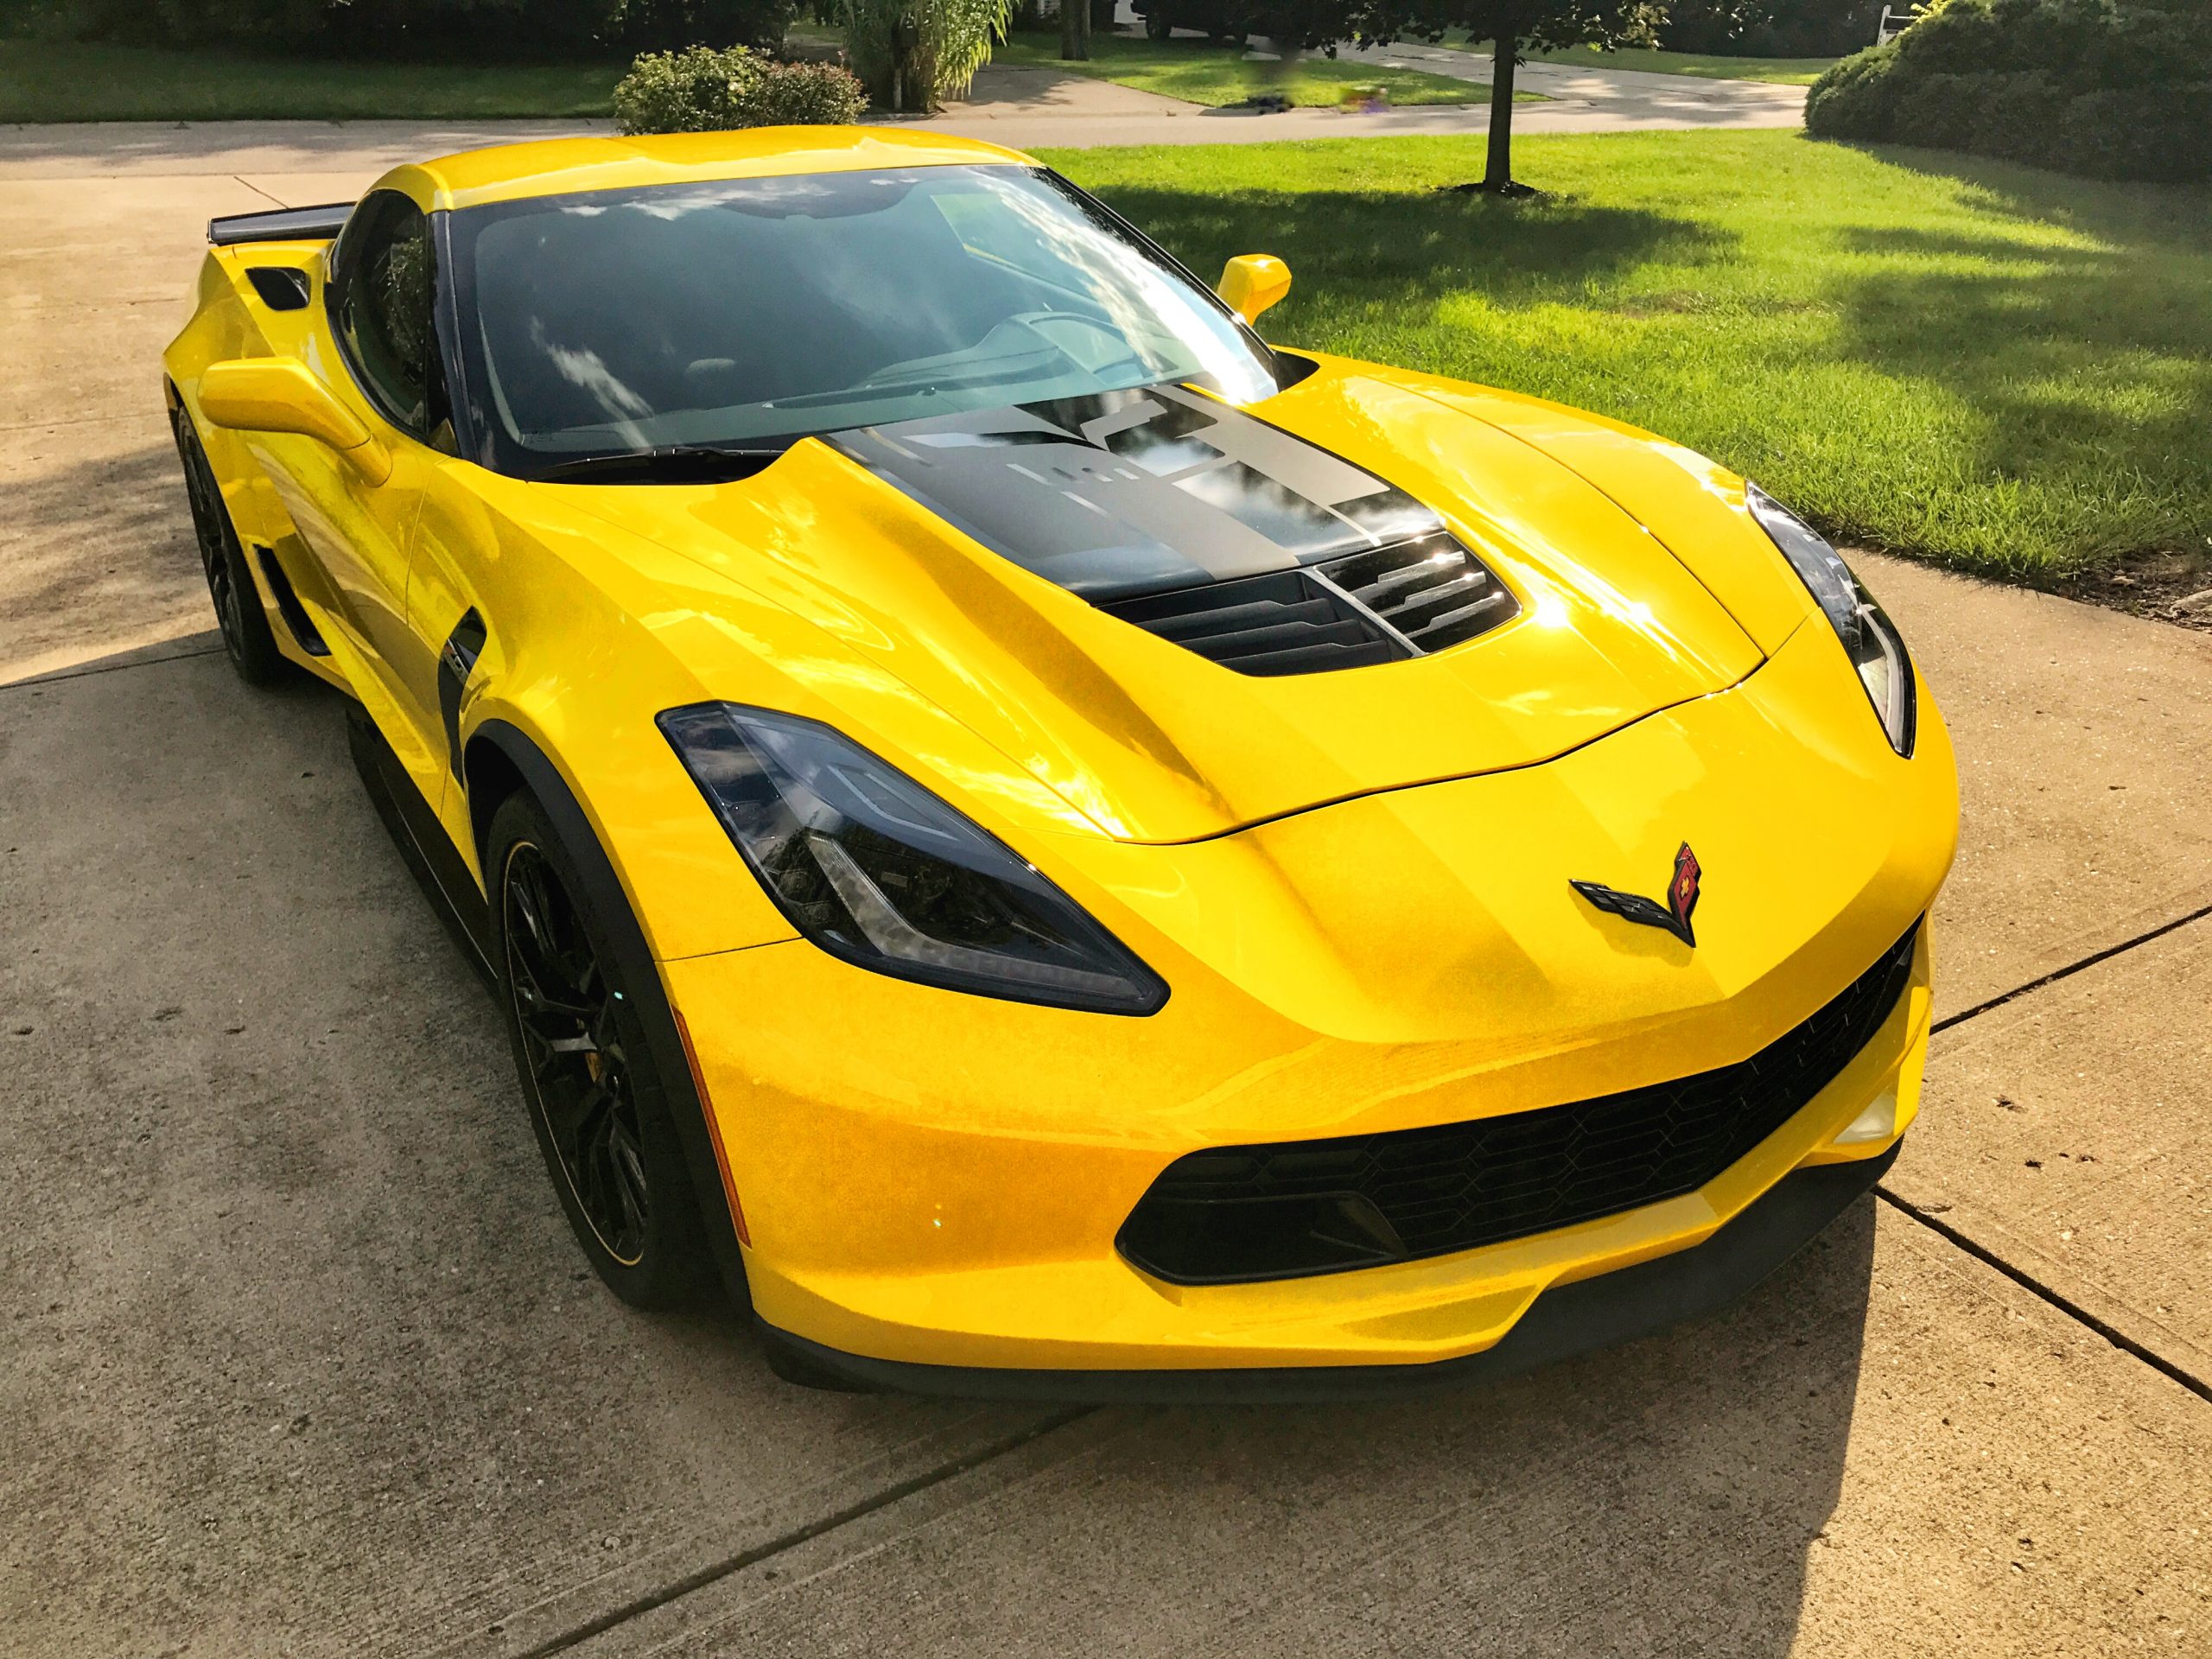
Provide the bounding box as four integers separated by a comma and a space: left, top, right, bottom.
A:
757, 1143, 1897, 1405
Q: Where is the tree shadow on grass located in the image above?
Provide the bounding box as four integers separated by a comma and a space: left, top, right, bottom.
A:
1831, 142, 2212, 257
1815, 155, 2212, 570
1092, 182, 1730, 326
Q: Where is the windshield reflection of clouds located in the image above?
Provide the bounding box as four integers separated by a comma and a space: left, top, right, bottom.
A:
465, 165, 1278, 465
531, 318, 654, 445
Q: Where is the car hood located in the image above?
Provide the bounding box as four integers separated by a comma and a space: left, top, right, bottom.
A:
550, 356, 1777, 844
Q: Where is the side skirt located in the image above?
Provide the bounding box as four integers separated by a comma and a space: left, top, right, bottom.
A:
346, 702, 496, 987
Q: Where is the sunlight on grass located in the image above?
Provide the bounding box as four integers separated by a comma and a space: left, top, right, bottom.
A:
1049, 131, 2212, 580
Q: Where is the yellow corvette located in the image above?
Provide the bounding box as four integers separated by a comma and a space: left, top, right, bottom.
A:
163, 128, 1956, 1401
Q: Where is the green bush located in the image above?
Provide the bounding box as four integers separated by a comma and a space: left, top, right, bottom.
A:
1806, 0, 2212, 181
612, 42, 864, 130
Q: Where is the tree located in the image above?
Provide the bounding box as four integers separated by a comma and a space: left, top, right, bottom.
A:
1061, 0, 1090, 60
1271, 0, 1669, 191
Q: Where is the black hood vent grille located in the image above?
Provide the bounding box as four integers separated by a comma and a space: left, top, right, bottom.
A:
1103, 571, 1401, 677
831, 383, 1520, 678
1102, 534, 1517, 677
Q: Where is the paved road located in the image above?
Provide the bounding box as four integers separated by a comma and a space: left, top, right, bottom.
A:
3, 120, 2208, 1657
0, 50, 1805, 182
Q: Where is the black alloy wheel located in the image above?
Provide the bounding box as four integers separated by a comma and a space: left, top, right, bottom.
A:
486, 790, 720, 1308
168, 404, 288, 685
501, 837, 652, 1265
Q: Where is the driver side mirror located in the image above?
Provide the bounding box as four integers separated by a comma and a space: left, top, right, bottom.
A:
197, 359, 392, 486
1217, 254, 1292, 327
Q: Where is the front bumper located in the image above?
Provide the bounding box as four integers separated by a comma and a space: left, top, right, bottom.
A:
661, 920, 1932, 1380
759, 1142, 1898, 1403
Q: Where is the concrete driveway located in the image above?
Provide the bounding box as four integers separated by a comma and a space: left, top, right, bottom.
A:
3, 124, 2209, 1657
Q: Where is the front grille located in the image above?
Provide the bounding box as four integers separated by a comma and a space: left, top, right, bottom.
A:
1118, 922, 1921, 1284
1100, 534, 1516, 677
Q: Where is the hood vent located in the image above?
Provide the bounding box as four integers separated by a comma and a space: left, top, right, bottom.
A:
1103, 534, 1517, 677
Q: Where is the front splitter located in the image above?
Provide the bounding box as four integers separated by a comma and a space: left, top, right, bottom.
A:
756, 1141, 1898, 1404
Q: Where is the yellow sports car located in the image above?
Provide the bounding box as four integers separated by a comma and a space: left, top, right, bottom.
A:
163, 129, 1956, 1401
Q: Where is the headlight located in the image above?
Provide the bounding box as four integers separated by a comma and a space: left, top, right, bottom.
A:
658, 703, 1168, 1015
1747, 484, 1916, 756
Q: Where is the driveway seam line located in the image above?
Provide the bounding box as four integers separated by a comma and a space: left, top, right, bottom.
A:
232, 172, 289, 207
512, 1404, 1096, 1658
1, 642, 224, 692
1872, 1187, 2212, 1406
1929, 902, 2212, 1035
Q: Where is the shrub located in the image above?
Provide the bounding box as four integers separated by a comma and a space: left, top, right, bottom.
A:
612, 42, 864, 131
1805, 0, 2212, 181
749, 54, 872, 121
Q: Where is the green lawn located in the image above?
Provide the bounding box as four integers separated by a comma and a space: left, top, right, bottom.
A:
0, 39, 623, 122
1046, 130, 2212, 582
1522, 45, 1838, 85
997, 33, 1528, 109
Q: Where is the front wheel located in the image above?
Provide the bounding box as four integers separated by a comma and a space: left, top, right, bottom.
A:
1144, 7, 1172, 39
488, 791, 719, 1309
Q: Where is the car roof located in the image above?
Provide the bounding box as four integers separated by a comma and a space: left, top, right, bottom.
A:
380, 127, 1038, 214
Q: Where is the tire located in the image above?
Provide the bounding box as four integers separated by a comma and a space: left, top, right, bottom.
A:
487, 789, 720, 1310
169, 404, 289, 687
1144, 7, 1172, 39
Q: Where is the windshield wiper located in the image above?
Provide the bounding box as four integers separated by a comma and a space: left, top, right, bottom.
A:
533, 442, 791, 484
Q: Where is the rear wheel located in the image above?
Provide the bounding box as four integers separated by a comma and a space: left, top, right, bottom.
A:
169, 404, 288, 686
488, 791, 718, 1309
1144, 6, 1172, 39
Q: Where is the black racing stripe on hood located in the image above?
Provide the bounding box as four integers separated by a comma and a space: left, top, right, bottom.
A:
827, 382, 1450, 602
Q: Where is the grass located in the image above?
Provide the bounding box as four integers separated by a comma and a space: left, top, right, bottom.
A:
1520, 45, 1838, 86
995, 32, 1527, 109
0, 38, 623, 122
1043, 130, 2212, 582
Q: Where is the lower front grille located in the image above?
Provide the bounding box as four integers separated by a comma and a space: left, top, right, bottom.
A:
1117, 922, 1922, 1285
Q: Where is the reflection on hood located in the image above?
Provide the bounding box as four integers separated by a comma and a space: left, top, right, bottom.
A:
829, 383, 1452, 601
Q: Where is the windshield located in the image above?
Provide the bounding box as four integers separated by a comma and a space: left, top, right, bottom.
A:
445, 165, 1281, 480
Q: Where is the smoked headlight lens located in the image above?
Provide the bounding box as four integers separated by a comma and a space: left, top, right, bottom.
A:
658, 703, 1167, 1015
1747, 484, 1916, 756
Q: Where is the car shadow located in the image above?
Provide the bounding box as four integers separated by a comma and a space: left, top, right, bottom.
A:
1011, 1202, 1877, 1655
3, 589, 1866, 1657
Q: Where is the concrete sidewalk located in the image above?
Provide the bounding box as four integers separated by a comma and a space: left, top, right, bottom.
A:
3, 115, 2209, 1658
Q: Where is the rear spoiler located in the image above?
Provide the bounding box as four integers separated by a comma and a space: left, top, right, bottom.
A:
207, 202, 353, 247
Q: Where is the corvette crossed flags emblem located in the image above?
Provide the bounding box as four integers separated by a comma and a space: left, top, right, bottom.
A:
1570, 842, 1703, 949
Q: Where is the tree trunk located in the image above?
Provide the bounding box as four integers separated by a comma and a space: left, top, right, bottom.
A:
1485, 32, 1516, 190
1062, 0, 1090, 60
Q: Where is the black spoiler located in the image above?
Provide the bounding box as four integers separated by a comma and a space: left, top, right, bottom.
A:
207, 202, 353, 247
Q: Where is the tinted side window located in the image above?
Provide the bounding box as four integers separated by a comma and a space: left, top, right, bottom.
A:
329, 190, 438, 436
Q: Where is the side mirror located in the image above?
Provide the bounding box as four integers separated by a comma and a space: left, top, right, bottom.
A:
1217, 254, 1292, 327
197, 359, 391, 485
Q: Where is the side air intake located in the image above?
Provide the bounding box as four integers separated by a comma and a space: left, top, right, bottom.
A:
1102, 535, 1517, 677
